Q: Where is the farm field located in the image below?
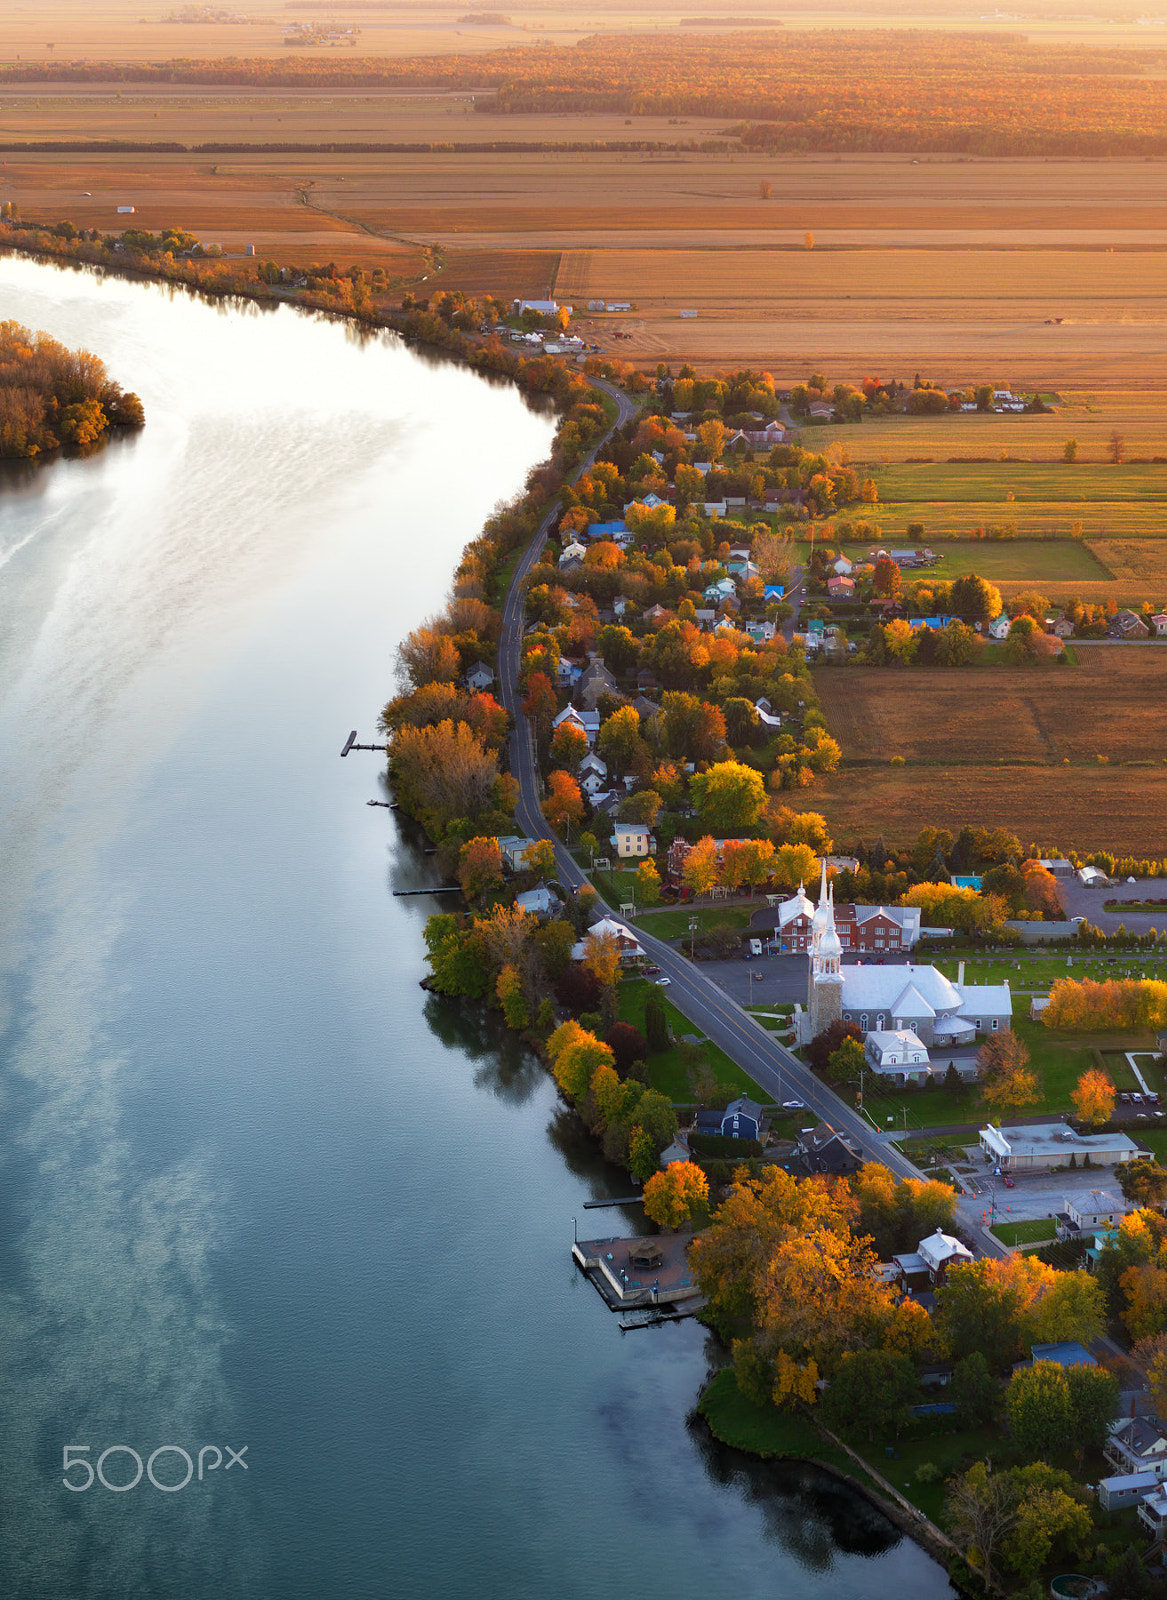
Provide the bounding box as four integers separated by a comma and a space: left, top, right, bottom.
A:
813, 648, 1167, 853
828, 539, 1112, 585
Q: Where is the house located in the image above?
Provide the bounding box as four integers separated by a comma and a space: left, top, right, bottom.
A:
553, 705, 598, 746
466, 660, 495, 692
612, 594, 630, 618
577, 916, 645, 966
559, 540, 586, 569
987, 614, 1011, 642
829, 963, 1008, 1044
798, 1123, 862, 1176
832, 556, 854, 576
495, 835, 536, 872
1139, 1485, 1167, 1535
1152, 613, 1167, 637
694, 608, 717, 630
807, 401, 833, 421
754, 696, 783, 730
726, 558, 761, 583
917, 1228, 974, 1284
1098, 1472, 1160, 1512
703, 578, 737, 605
827, 575, 856, 598
720, 1096, 765, 1140
555, 657, 583, 690
1055, 1188, 1128, 1240
1026, 1341, 1098, 1370
832, 903, 923, 954
575, 661, 618, 710
611, 821, 653, 859
660, 1133, 691, 1168
643, 603, 671, 626
892, 1252, 932, 1294
1053, 615, 1076, 638
515, 885, 557, 916
632, 695, 659, 724
980, 1123, 1149, 1173
588, 519, 628, 543
578, 753, 609, 795
865, 1029, 931, 1085
1109, 609, 1150, 640
1106, 1417, 1167, 1482
763, 585, 785, 601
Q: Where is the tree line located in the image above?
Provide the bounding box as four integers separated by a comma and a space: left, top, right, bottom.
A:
0, 318, 144, 458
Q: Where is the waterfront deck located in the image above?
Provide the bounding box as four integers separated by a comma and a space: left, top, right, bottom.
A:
572, 1233, 704, 1317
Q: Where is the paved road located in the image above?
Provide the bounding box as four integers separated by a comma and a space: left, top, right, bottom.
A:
495, 381, 1005, 1254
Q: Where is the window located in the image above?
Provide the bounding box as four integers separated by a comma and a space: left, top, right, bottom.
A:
991, 1018, 998, 1030
860, 1014, 868, 1031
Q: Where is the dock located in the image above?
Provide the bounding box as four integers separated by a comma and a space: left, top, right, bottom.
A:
582, 1196, 645, 1209
572, 1233, 704, 1320
392, 886, 463, 897
341, 729, 389, 757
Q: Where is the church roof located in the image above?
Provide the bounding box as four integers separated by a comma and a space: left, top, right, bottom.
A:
839, 964, 963, 1016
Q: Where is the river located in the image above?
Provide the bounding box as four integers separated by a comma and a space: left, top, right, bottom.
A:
0, 254, 955, 1600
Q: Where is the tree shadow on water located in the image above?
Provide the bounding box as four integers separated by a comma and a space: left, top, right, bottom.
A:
687, 1411, 904, 1570
421, 991, 543, 1104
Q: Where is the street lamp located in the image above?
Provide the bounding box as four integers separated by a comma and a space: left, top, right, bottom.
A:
689, 913, 699, 961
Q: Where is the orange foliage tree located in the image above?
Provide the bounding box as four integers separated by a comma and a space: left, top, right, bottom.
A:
643, 1161, 709, 1229
1071, 1068, 1116, 1127
542, 770, 584, 835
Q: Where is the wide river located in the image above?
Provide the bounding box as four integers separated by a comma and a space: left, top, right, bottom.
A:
0, 255, 955, 1600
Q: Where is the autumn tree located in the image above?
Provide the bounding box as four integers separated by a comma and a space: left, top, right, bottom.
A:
635, 858, 661, 907
806, 1019, 862, 1075
396, 622, 460, 690
457, 835, 504, 905
391, 719, 504, 838
752, 526, 794, 583
681, 835, 721, 897
549, 721, 589, 774
643, 1160, 709, 1229
597, 704, 643, 776
691, 760, 767, 832
935, 1255, 1054, 1371
979, 1031, 1040, 1117
1109, 429, 1126, 464
1026, 1269, 1105, 1348
1071, 1067, 1116, 1127
872, 555, 901, 596
542, 770, 585, 835
950, 573, 1003, 627
945, 1462, 1019, 1595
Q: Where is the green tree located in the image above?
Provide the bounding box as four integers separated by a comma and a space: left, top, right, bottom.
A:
1064, 1362, 1120, 1464
1063, 438, 1078, 463
598, 704, 643, 776
828, 1036, 866, 1085
1027, 1271, 1105, 1348
951, 1352, 1001, 1428
1002, 1464, 1093, 1583
950, 573, 1003, 627
821, 1348, 918, 1442
644, 989, 670, 1054
690, 760, 767, 833
1006, 1360, 1073, 1459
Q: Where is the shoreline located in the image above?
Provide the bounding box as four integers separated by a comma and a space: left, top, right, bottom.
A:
695, 1369, 967, 1587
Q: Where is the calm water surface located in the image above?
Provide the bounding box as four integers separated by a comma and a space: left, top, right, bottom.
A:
0, 256, 955, 1600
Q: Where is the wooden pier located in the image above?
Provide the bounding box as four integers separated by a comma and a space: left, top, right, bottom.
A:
392, 886, 462, 897
341, 730, 389, 757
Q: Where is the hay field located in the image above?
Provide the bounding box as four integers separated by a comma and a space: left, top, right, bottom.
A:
814, 649, 1167, 851
813, 763, 1167, 856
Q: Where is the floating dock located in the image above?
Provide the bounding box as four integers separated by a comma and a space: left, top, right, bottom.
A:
572, 1233, 704, 1319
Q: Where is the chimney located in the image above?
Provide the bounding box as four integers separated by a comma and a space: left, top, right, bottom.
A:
958, 961, 965, 987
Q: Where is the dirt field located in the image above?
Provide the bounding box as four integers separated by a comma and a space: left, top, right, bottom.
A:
813, 648, 1167, 852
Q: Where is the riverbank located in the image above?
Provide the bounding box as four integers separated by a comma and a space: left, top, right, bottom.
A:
697, 1370, 966, 1583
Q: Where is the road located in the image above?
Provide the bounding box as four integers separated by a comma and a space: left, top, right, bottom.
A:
496, 380, 1002, 1253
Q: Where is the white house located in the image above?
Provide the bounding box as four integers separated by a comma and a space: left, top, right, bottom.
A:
1055, 1188, 1128, 1239
917, 1228, 974, 1283
515, 886, 556, 916
611, 821, 653, 859
496, 835, 536, 872
1151, 613, 1167, 637
466, 660, 495, 692
1107, 1417, 1167, 1483
575, 916, 645, 967
987, 615, 1011, 642
559, 540, 586, 569
865, 1029, 931, 1085
578, 753, 609, 796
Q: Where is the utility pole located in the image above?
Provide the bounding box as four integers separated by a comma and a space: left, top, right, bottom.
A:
689, 913, 699, 962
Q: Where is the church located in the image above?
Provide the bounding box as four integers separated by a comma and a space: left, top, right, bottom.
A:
795, 865, 1013, 1052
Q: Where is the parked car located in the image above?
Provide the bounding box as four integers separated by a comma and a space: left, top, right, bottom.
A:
654, 976, 671, 986
644, 965, 661, 977
1001, 1176, 1015, 1189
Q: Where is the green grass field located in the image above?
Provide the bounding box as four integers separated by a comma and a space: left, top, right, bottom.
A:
633, 904, 753, 941
933, 954, 1167, 991
872, 461, 1167, 505
617, 978, 765, 1101
992, 1217, 1057, 1246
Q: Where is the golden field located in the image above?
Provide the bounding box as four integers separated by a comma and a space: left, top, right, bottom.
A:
814, 648, 1167, 852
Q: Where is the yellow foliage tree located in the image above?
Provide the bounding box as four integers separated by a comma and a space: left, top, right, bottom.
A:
682, 836, 721, 897
1071, 1067, 1116, 1126
1044, 978, 1167, 1032
773, 1350, 819, 1409
643, 1160, 709, 1229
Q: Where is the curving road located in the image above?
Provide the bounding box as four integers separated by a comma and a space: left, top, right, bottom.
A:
496, 377, 1000, 1250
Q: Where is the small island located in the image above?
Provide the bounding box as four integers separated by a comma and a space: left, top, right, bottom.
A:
0, 319, 144, 458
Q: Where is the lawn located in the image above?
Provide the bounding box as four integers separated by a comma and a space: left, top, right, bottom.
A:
617, 978, 766, 1102
633, 904, 753, 942
992, 1218, 1057, 1247
833, 535, 1109, 584
933, 954, 1167, 992
696, 1369, 864, 1482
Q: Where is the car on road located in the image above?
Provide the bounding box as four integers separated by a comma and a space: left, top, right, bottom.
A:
781, 1101, 806, 1112
654, 976, 671, 986
644, 965, 661, 976
1001, 1176, 1015, 1188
